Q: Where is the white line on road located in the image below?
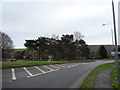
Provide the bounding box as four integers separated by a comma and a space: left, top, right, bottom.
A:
23, 67, 33, 76
81, 63, 89, 64
34, 66, 46, 73
43, 65, 54, 71
66, 64, 79, 68
71, 64, 78, 66
27, 68, 58, 78
56, 64, 66, 68
11, 68, 16, 80
50, 65, 60, 69
67, 66, 72, 68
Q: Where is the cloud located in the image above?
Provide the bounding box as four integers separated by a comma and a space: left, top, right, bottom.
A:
1, 0, 119, 48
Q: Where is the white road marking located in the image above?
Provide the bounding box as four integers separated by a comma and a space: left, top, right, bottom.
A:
71, 64, 78, 66
43, 65, 54, 71
56, 64, 66, 68
68, 66, 73, 68
11, 68, 16, 80
66, 64, 79, 68
50, 65, 60, 69
23, 67, 33, 76
63, 64, 74, 67
27, 63, 80, 78
27, 68, 58, 78
81, 63, 89, 64
34, 66, 46, 73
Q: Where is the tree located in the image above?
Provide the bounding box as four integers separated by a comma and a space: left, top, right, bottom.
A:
52, 34, 59, 40
73, 31, 84, 59
24, 33, 89, 61
36, 37, 49, 60
80, 45, 90, 59
61, 34, 75, 60
1, 32, 14, 59
77, 39, 90, 59
24, 37, 50, 60
73, 31, 84, 41
99, 45, 108, 58
24, 40, 37, 60
1, 32, 13, 49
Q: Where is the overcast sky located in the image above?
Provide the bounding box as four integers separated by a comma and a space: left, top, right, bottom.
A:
0, 0, 120, 48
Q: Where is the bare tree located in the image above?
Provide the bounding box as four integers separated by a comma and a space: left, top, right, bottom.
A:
52, 34, 59, 40
1, 32, 13, 49
73, 31, 84, 59
73, 31, 84, 41
1, 31, 14, 59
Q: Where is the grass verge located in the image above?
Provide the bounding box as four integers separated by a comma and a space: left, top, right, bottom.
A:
2, 60, 95, 69
80, 62, 115, 88
112, 62, 120, 88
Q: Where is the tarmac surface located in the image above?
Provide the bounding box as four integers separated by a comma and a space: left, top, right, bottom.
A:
93, 66, 114, 88
2, 60, 114, 88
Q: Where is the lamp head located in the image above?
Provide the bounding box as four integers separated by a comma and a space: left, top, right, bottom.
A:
102, 24, 106, 26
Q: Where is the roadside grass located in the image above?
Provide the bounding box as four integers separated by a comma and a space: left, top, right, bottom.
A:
0, 63, 1, 68
2, 60, 95, 69
95, 58, 114, 61
80, 62, 115, 88
112, 62, 120, 88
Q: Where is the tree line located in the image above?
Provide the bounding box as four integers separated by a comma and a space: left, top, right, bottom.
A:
24, 33, 90, 61
2, 31, 117, 61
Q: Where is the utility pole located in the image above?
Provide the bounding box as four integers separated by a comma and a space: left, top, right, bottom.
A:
112, 0, 120, 86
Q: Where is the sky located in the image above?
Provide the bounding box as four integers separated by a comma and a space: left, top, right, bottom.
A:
0, 0, 120, 48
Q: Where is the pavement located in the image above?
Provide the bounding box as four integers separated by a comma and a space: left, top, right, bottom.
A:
93, 66, 114, 88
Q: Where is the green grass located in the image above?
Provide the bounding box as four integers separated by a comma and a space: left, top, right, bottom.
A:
0, 63, 2, 68
2, 60, 95, 69
94, 58, 114, 60
112, 62, 120, 88
80, 62, 115, 88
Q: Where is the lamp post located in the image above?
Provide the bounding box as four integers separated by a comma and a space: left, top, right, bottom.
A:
112, 0, 120, 85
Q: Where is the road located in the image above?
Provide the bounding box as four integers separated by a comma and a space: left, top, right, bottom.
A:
2, 60, 114, 88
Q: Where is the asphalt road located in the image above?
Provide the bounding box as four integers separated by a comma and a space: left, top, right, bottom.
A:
2, 60, 114, 88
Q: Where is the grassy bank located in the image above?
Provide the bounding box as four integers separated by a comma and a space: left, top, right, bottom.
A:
112, 62, 120, 88
95, 58, 114, 60
2, 60, 95, 69
80, 62, 115, 88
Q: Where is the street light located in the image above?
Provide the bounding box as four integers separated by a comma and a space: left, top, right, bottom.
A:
102, 23, 114, 45
112, 0, 120, 85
